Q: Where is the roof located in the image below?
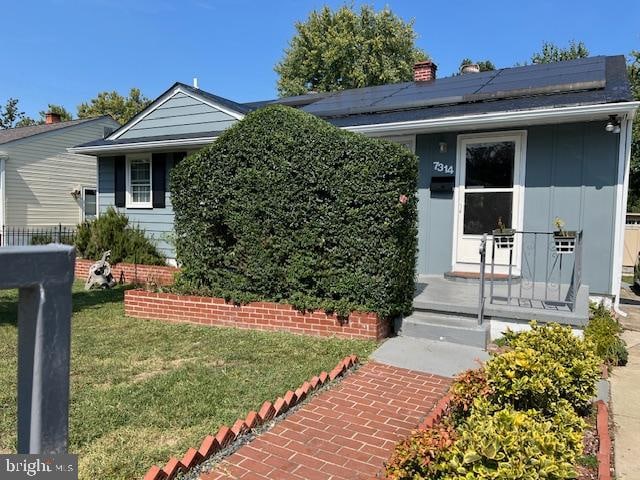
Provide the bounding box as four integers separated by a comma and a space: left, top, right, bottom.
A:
262, 55, 633, 127
0, 116, 114, 146
77, 130, 224, 150
72, 55, 635, 153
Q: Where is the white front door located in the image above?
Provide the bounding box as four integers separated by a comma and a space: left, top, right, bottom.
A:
453, 132, 526, 273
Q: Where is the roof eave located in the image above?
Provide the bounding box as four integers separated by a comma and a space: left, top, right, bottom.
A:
67, 135, 218, 155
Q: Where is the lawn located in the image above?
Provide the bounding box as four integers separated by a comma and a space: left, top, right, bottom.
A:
0, 283, 377, 479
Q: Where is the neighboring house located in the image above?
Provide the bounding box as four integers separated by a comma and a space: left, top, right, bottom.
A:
71, 56, 637, 311
0, 114, 119, 244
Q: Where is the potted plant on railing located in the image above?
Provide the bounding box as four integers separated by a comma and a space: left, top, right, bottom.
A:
492, 217, 515, 250
553, 217, 577, 254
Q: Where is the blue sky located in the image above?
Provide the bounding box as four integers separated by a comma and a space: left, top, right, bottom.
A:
3, 0, 639, 119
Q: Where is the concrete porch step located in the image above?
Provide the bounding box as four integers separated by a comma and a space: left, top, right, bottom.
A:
395, 311, 490, 349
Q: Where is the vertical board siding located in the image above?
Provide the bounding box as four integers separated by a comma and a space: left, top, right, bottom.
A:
416, 121, 620, 295
4, 118, 118, 227
119, 91, 238, 139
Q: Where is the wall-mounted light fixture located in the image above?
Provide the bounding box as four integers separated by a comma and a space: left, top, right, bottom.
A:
439, 141, 448, 153
605, 115, 621, 134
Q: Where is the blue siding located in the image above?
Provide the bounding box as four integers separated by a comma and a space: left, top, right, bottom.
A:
98, 157, 176, 258
416, 121, 621, 294
120, 92, 238, 139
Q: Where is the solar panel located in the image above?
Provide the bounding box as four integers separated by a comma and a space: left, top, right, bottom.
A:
301, 56, 608, 118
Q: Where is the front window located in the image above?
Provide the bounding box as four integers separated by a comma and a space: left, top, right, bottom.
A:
83, 187, 97, 220
127, 156, 152, 207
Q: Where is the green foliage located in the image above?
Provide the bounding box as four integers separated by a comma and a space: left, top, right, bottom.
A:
459, 58, 496, 72
39, 104, 73, 122
275, 5, 427, 96
0, 98, 35, 129
531, 40, 589, 64
441, 399, 584, 479
585, 303, 628, 366
449, 368, 493, 418
77, 88, 151, 125
485, 347, 569, 413
502, 322, 600, 412
74, 207, 164, 265
626, 51, 640, 212
171, 104, 418, 318
385, 421, 457, 480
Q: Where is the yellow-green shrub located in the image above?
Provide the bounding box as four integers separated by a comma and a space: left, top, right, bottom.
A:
585, 304, 628, 366
485, 347, 569, 413
440, 399, 584, 480
505, 322, 600, 412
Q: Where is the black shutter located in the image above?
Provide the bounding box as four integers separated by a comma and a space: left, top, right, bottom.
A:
152, 153, 167, 209
173, 151, 187, 165
114, 156, 126, 208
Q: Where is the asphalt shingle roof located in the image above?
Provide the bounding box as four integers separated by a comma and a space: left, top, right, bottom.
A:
0, 116, 111, 146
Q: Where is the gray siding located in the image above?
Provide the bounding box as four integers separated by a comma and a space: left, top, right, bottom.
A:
119, 92, 238, 139
416, 121, 621, 295
3, 117, 118, 227
98, 156, 176, 258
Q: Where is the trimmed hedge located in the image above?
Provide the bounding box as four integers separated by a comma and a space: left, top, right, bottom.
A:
170, 105, 418, 317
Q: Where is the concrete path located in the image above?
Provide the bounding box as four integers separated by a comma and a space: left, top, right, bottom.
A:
371, 336, 489, 377
610, 330, 640, 480
200, 362, 450, 480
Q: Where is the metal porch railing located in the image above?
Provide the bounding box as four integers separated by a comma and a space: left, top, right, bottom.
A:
478, 231, 583, 324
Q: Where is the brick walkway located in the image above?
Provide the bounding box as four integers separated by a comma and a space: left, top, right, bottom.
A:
200, 362, 450, 480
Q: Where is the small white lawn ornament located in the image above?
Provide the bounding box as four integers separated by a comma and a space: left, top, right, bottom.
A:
84, 250, 117, 290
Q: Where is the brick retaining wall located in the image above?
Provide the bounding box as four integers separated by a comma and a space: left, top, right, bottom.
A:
75, 258, 178, 286
125, 289, 390, 340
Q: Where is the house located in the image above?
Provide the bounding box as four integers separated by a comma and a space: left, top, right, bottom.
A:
0, 114, 119, 245
70, 56, 638, 328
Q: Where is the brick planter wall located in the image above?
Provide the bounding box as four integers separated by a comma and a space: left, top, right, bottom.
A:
75, 258, 178, 286
125, 290, 390, 340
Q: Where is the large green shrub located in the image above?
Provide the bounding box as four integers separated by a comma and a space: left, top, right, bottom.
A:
75, 207, 165, 265
170, 105, 418, 317
504, 322, 601, 412
585, 303, 628, 366
441, 399, 584, 479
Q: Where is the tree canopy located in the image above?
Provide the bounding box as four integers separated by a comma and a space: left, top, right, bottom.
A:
531, 40, 589, 64
626, 51, 640, 212
459, 58, 496, 72
39, 104, 73, 122
0, 98, 33, 129
77, 88, 151, 125
275, 5, 427, 97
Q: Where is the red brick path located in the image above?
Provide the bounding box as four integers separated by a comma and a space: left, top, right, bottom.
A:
200, 362, 450, 480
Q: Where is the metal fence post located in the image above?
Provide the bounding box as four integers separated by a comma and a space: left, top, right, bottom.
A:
0, 245, 75, 454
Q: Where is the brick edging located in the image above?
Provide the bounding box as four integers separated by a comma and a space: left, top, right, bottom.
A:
596, 400, 612, 480
142, 355, 359, 480
416, 393, 452, 430
125, 289, 389, 340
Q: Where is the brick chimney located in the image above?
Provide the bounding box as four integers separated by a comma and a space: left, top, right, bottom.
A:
45, 112, 62, 124
413, 61, 437, 82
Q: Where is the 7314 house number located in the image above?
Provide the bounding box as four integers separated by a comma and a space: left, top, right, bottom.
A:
432, 161, 454, 175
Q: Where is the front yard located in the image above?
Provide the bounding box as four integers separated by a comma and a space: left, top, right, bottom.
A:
0, 283, 376, 479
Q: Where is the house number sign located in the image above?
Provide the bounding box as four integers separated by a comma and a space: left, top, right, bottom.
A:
432, 161, 454, 175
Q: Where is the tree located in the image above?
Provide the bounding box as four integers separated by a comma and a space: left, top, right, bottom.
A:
0, 98, 36, 129
531, 40, 589, 64
77, 88, 151, 125
626, 51, 640, 212
39, 104, 73, 122
459, 58, 496, 72
275, 5, 427, 97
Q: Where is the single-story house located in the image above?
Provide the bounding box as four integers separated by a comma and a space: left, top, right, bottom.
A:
0, 114, 119, 245
70, 55, 638, 314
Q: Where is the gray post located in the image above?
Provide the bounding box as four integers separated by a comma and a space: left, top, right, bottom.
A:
0, 245, 75, 454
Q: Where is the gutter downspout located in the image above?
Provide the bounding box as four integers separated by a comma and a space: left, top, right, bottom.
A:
614, 115, 635, 317
0, 153, 6, 247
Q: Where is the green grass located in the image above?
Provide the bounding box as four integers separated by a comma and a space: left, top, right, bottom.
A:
0, 283, 376, 479
622, 275, 634, 285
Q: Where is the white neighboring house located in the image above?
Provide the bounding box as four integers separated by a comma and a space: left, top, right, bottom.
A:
0, 113, 119, 245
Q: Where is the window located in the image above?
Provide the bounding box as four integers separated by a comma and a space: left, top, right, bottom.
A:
126, 156, 152, 208
83, 188, 97, 221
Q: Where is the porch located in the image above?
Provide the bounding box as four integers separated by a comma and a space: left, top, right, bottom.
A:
398, 230, 590, 349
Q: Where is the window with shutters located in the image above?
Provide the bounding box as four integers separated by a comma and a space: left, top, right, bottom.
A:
126, 155, 152, 208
